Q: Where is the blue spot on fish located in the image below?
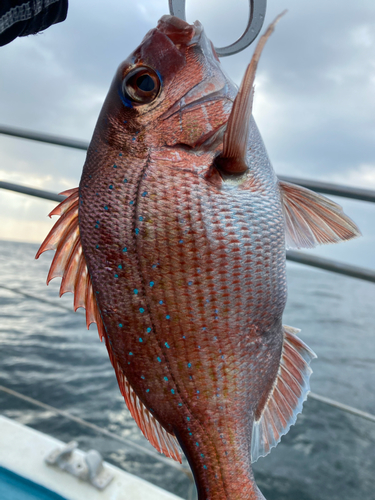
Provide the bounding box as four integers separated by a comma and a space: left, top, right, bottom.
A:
118, 265, 122, 269
134, 289, 138, 294
129, 200, 134, 205
141, 375, 145, 379
187, 417, 190, 421
129, 352, 133, 356
135, 228, 139, 234
146, 389, 149, 392
147, 327, 151, 333
188, 363, 192, 368
157, 357, 161, 362
141, 191, 148, 197
149, 281, 154, 287
139, 216, 143, 221
109, 185, 113, 189
164, 377, 168, 382
139, 308, 145, 313
96, 245, 99, 249
165, 342, 170, 348
171, 389, 175, 394
139, 338, 143, 342
188, 281, 192, 286
179, 240, 183, 244
166, 315, 170, 320
114, 274, 118, 278
104, 205, 108, 210
113, 164, 117, 168
122, 247, 127, 252
119, 323, 123, 327
124, 178, 128, 183
159, 300, 163, 304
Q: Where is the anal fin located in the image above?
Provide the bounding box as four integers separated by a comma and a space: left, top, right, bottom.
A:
251, 325, 317, 462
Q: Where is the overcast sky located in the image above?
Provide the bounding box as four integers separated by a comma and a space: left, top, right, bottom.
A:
0, 0, 374, 268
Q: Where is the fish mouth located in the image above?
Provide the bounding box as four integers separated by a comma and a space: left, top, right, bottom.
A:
157, 16, 235, 121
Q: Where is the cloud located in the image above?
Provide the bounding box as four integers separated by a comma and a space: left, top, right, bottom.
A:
0, 0, 373, 268
329, 164, 375, 189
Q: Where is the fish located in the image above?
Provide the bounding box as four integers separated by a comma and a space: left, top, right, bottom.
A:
36, 13, 361, 500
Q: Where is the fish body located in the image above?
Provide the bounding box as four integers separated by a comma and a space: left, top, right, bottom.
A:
37, 15, 360, 500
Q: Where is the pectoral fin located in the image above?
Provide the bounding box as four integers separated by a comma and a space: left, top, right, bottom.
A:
251, 326, 316, 462
216, 12, 286, 175
279, 180, 361, 249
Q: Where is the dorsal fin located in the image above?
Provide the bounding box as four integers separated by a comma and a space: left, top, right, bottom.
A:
279, 180, 361, 249
251, 325, 317, 462
36, 188, 182, 463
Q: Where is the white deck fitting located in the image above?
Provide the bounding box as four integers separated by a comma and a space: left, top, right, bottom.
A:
0, 416, 183, 500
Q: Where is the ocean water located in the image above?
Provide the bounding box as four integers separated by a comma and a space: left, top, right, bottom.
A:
0, 239, 374, 500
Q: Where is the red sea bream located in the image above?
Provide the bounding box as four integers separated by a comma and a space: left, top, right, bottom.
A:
36, 14, 360, 500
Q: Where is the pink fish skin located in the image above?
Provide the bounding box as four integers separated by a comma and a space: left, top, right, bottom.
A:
37, 14, 360, 500
80, 15, 283, 499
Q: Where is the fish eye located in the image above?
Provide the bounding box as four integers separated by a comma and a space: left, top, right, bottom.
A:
122, 66, 161, 104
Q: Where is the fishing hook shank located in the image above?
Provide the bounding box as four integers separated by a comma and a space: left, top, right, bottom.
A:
168, 0, 267, 56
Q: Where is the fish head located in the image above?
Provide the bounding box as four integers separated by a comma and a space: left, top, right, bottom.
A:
94, 15, 236, 155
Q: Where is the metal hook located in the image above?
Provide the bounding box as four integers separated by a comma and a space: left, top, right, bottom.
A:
168, 0, 267, 57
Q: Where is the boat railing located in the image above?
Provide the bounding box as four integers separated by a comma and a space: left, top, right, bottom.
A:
0, 124, 374, 488
1, 124, 374, 283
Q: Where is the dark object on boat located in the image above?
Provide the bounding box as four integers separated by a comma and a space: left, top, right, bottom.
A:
0, 0, 68, 47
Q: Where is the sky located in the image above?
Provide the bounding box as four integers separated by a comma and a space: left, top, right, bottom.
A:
0, 0, 374, 269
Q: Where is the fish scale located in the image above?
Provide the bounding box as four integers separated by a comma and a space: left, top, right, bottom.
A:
81, 123, 289, 499
85, 139, 284, 471
37, 14, 360, 500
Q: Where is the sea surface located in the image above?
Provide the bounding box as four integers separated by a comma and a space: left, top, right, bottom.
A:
0, 239, 374, 500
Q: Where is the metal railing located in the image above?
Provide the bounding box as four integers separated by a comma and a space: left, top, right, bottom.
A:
1, 124, 374, 283
1, 124, 375, 202
0, 124, 374, 499
1, 280, 375, 426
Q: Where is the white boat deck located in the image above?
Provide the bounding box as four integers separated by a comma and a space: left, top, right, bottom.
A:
0, 416, 183, 500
